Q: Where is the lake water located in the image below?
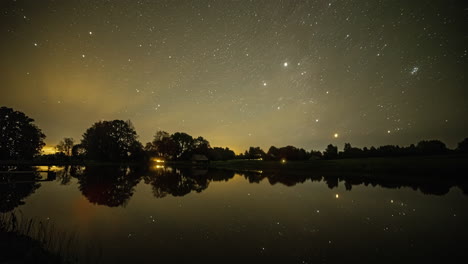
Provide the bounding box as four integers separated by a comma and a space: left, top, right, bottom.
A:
1, 165, 468, 263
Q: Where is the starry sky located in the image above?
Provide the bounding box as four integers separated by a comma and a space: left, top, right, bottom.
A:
1, 0, 467, 153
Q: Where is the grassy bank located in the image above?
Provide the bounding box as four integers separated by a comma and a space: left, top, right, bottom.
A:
0, 212, 101, 264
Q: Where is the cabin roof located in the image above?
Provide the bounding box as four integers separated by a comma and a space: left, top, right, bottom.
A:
192, 154, 209, 161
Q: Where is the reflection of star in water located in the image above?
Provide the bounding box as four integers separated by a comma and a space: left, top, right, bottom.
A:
410, 66, 419, 75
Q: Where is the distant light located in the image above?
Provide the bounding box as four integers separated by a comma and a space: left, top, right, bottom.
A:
315, 119, 319, 122
263, 82, 267, 86
81, 54, 85, 58
283, 62, 288, 67
387, 130, 391, 134
34, 43, 38, 47
335, 194, 339, 198
152, 158, 165, 163
410, 66, 419, 75
89, 31, 93, 35
281, 159, 286, 163
334, 133, 339, 138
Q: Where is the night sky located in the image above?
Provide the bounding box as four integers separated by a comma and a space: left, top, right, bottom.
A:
1, 0, 466, 153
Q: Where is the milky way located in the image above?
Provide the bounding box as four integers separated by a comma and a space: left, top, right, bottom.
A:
1, 0, 466, 153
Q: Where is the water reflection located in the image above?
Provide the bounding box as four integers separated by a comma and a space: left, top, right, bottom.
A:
0, 166, 52, 213
1, 165, 468, 212
76, 166, 142, 207
240, 170, 468, 196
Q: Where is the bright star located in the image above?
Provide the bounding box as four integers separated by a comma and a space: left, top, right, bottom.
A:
283, 62, 288, 67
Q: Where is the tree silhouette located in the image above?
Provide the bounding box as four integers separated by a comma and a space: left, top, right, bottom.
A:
171, 132, 195, 159
416, 140, 447, 155
71, 144, 86, 158
56, 137, 74, 156
0, 106, 46, 160
193, 136, 210, 156
266, 146, 280, 160
208, 147, 235, 160
457, 138, 468, 153
243, 146, 265, 159
81, 120, 144, 161
323, 144, 338, 159
146, 131, 178, 159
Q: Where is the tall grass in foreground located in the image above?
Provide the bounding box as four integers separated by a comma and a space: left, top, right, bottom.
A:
0, 211, 101, 263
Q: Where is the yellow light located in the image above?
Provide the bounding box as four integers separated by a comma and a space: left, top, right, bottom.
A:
152, 158, 165, 163
41, 146, 58, 155
281, 159, 286, 163
334, 133, 339, 138
155, 165, 164, 169
335, 194, 339, 198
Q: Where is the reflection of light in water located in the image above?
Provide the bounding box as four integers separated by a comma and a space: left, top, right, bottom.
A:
154, 165, 165, 169
35, 165, 63, 172
152, 158, 165, 163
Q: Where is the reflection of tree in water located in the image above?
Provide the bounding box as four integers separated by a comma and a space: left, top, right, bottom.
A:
77, 166, 141, 207
238, 169, 468, 197
144, 168, 208, 198
205, 169, 235, 182
55, 166, 72, 185
0, 166, 41, 213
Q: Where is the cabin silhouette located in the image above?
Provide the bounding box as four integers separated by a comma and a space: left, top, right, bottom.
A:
191, 154, 209, 165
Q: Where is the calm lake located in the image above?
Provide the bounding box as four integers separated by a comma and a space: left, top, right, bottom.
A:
1, 165, 468, 263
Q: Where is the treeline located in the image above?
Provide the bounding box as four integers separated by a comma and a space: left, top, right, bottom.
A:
240, 139, 468, 161
1, 106, 468, 163
0, 106, 236, 162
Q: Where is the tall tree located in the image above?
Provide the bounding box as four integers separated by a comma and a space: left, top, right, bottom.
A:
323, 144, 338, 159
193, 136, 210, 155
0, 106, 46, 160
147, 131, 178, 159
81, 120, 143, 161
171, 132, 194, 159
56, 137, 74, 156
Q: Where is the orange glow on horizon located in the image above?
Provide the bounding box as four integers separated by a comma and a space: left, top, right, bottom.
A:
41, 145, 58, 155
